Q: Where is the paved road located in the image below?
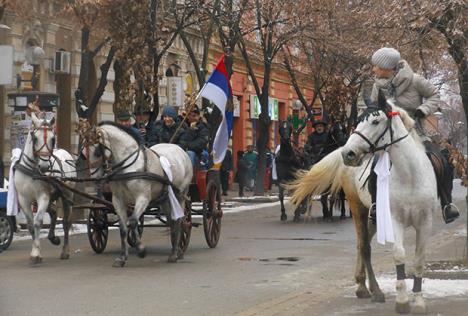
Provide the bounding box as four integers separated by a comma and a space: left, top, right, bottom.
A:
0, 183, 466, 316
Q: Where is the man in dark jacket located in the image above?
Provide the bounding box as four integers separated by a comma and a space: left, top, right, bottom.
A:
154, 106, 184, 145
179, 106, 210, 166
133, 106, 157, 147
220, 149, 232, 196
304, 120, 329, 166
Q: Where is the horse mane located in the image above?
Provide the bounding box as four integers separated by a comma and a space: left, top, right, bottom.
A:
98, 121, 143, 146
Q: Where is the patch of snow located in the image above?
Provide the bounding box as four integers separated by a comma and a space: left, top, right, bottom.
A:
453, 228, 467, 237
376, 275, 468, 298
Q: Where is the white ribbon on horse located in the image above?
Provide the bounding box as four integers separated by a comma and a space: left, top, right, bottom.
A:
159, 156, 184, 220
7, 148, 22, 216
375, 151, 395, 245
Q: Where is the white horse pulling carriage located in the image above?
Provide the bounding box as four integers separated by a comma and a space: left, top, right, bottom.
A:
76, 121, 223, 267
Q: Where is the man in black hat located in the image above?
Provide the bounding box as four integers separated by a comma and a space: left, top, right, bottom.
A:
179, 106, 210, 167
304, 119, 329, 166
133, 106, 157, 147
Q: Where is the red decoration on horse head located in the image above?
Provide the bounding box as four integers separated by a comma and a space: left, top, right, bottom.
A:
387, 111, 400, 117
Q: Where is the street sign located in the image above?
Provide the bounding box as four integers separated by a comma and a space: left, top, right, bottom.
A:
167, 77, 184, 107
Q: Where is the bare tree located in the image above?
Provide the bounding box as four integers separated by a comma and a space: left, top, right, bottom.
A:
236, 0, 305, 195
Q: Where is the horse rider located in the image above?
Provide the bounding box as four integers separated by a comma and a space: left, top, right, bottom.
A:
304, 119, 330, 166
369, 47, 459, 224
153, 105, 184, 145
178, 106, 210, 167
133, 105, 157, 147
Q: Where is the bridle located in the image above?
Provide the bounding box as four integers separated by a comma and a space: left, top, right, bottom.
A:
352, 110, 409, 154
32, 126, 55, 160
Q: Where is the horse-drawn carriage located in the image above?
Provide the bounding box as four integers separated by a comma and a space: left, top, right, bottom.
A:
10, 107, 223, 266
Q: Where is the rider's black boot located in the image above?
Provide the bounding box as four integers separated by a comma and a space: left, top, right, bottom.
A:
425, 142, 459, 224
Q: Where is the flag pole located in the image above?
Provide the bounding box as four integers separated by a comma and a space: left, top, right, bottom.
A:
169, 83, 206, 144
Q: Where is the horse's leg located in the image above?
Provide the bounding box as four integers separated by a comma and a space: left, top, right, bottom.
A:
129, 197, 149, 259
339, 190, 346, 219
60, 199, 72, 260
30, 196, 50, 264
349, 202, 370, 299
411, 221, 431, 314
47, 205, 61, 246
112, 197, 129, 268
329, 195, 335, 218
279, 186, 287, 221
393, 221, 410, 313
361, 209, 385, 303
168, 206, 182, 263
321, 195, 331, 221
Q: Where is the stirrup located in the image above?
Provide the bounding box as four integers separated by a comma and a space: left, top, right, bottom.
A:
442, 203, 460, 224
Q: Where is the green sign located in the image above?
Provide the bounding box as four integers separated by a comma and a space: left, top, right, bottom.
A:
250, 95, 279, 121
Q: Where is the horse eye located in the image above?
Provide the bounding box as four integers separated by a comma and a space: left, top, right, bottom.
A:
372, 120, 379, 125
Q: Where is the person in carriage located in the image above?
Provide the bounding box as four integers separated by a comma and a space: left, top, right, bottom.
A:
368, 47, 459, 224
133, 105, 157, 147
153, 105, 184, 145
178, 105, 210, 168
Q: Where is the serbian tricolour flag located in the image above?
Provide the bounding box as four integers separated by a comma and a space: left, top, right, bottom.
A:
200, 55, 233, 164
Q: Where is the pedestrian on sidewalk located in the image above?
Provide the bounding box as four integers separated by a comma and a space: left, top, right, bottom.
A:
221, 149, 232, 196
236, 150, 248, 197
243, 145, 258, 191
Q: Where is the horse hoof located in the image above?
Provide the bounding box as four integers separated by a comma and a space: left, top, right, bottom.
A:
137, 248, 147, 259
280, 214, 287, 221
167, 254, 178, 263
340, 214, 346, 220
60, 253, 70, 260
293, 216, 300, 223
412, 294, 427, 314
371, 292, 385, 303
48, 236, 61, 246
177, 251, 184, 260
30, 256, 42, 265
356, 287, 371, 299
395, 302, 410, 314
112, 258, 126, 268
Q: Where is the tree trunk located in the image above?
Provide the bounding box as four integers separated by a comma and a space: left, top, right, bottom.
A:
255, 91, 271, 196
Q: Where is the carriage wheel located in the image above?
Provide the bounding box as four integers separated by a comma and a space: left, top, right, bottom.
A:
178, 200, 192, 254
87, 208, 109, 254
0, 215, 13, 252
127, 215, 144, 248
203, 181, 222, 248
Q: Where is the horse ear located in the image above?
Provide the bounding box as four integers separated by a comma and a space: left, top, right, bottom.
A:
377, 89, 387, 110
31, 112, 42, 128
49, 117, 56, 126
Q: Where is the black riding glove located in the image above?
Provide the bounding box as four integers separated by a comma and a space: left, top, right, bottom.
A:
414, 109, 425, 119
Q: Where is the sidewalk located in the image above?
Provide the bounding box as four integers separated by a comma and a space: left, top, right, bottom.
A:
222, 182, 280, 204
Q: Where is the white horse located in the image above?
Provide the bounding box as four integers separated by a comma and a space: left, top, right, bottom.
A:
14, 112, 76, 264
289, 92, 437, 314
91, 122, 192, 267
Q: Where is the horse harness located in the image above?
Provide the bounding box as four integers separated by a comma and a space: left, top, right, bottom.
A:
353, 111, 410, 155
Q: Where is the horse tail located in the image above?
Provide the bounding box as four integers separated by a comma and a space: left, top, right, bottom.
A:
287, 149, 344, 207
